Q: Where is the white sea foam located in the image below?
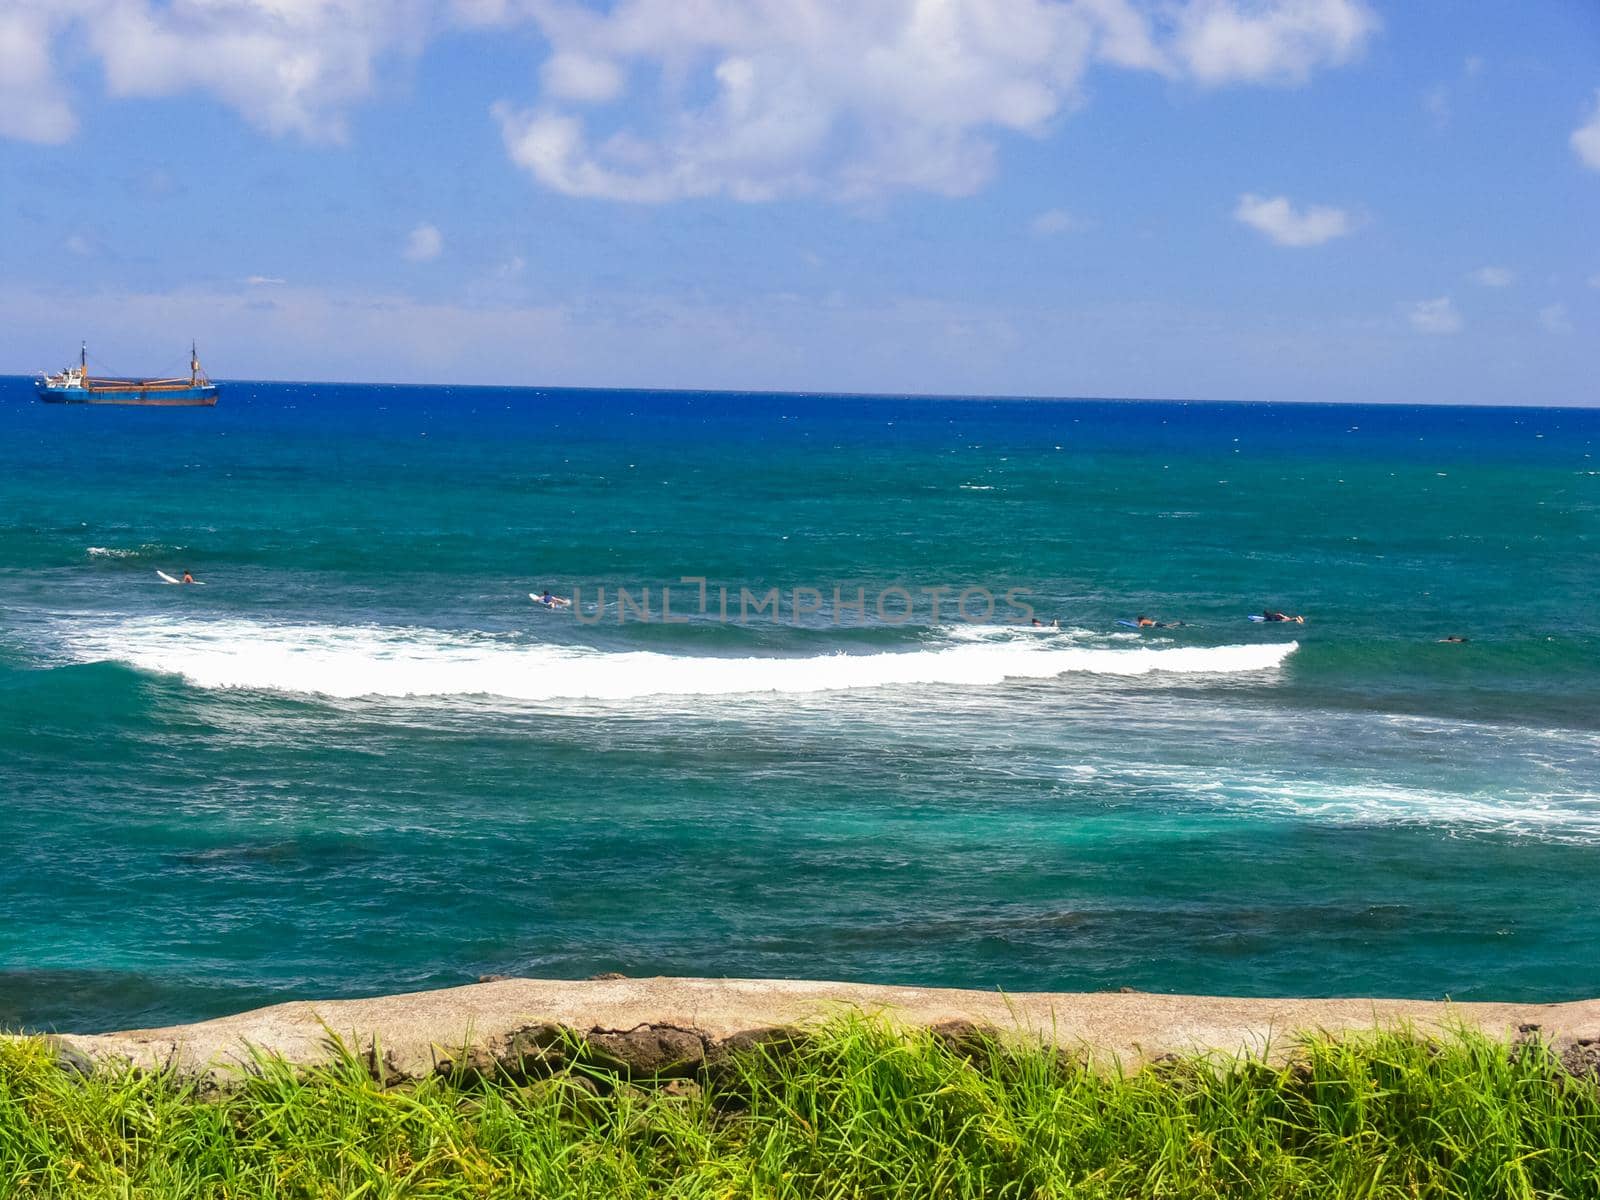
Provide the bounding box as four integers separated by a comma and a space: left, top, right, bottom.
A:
62, 617, 1298, 702
86, 543, 177, 560
1085, 761, 1600, 843
1227, 778, 1600, 840
937, 623, 1099, 642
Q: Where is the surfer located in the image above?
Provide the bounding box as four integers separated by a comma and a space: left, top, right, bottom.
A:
1127, 615, 1183, 629
1262, 610, 1304, 624
1438, 635, 1469, 643
181, 570, 195, 585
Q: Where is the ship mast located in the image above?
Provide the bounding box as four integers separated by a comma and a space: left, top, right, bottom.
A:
190, 340, 198, 385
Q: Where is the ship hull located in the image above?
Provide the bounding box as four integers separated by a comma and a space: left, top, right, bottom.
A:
37, 384, 219, 407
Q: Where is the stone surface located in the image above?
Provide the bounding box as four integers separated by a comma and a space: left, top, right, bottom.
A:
1558, 1036, 1600, 1080
585, 1024, 708, 1077
14, 976, 1600, 1088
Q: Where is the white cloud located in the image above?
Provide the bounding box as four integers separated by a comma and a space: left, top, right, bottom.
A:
494, 0, 1377, 203
450, 0, 514, 24
17, 275, 1571, 405
64, 234, 94, 257
496, 255, 526, 278
245, 275, 286, 286
1573, 90, 1600, 171
0, 7, 78, 143
403, 223, 444, 262
495, 0, 1133, 205
542, 52, 625, 103
1170, 0, 1378, 87
1234, 193, 1354, 247
2, 1, 1384, 206
0, 280, 575, 385
1469, 266, 1513, 288
0, 0, 434, 145
1030, 208, 1085, 235
1406, 297, 1461, 335
92, 0, 433, 142
1539, 303, 1572, 335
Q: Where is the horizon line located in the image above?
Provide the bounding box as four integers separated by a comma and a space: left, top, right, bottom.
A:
2, 373, 1596, 412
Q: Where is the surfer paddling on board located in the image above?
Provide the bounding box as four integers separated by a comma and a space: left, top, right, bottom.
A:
1261, 609, 1305, 624
181, 570, 195, 585
533, 589, 571, 609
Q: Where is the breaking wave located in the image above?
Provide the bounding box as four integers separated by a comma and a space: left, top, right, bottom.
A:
1082, 761, 1600, 844
86, 544, 179, 561
61, 617, 1298, 702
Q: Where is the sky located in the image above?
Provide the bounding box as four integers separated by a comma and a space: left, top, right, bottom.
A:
0, 0, 1596, 404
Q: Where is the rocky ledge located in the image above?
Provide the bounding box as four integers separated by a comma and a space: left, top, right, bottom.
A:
25, 976, 1600, 1088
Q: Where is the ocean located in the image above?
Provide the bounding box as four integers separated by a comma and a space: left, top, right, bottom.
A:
1, 378, 1596, 1033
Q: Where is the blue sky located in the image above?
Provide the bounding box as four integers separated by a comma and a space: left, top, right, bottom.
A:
1, 0, 1596, 403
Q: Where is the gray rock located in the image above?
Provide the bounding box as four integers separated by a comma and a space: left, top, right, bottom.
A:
584, 1024, 707, 1077
45, 1035, 95, 1080
1558, 1036, 1600, 1080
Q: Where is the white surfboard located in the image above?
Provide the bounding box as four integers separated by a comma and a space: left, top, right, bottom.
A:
157, 570, 204, 585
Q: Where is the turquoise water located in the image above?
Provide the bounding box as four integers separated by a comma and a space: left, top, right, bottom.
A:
2, 378, 1597, 1032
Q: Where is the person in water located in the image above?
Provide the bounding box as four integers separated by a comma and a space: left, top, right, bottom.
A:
1136, 615, 1157, 627
1438, 635, 1469, 643
181, 570, 194, 585
1262, 610, 1305, 623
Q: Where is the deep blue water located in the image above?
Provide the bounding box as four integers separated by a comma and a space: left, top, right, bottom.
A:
2, 377, 1597, 1031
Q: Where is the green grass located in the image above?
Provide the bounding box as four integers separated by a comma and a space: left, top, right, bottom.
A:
2, 1018, 1598, 1198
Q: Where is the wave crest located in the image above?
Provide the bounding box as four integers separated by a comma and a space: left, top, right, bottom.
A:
63, 618, 1298, 701
87, 544, 178, 561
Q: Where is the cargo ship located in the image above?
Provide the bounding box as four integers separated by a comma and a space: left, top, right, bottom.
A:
36, 343, 219, 406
